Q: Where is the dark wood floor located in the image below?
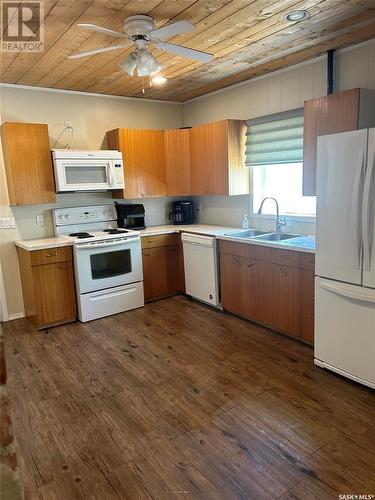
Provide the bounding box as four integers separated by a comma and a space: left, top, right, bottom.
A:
3, 296, 375, 500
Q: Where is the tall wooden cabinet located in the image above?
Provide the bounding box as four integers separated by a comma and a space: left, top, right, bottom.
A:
16, 246, 76, 329
303, 88, 375, 195
107, 128, 167, 199
190, 120, 249, 196
164, 128, 191, 196
1, 122, 55, 206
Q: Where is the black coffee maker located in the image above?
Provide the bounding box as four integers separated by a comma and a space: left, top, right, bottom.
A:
169, 201, 194, 225
115, 202, 146, 230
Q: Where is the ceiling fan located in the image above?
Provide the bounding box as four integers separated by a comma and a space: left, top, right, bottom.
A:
69, 15, 214, 77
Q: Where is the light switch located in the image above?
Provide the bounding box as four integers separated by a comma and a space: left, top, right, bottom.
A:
36, 215, 44, 227
0, 217, 15, 229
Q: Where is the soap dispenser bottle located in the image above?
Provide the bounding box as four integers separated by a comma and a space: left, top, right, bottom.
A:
241, 214, 250, 229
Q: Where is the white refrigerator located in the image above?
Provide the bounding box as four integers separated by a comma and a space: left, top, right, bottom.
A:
315, 128, 375, 389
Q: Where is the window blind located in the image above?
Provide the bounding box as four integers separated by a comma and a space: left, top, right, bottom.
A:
245, 111, 304, 166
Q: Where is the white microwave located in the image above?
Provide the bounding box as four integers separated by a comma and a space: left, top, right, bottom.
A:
52, 150, 125, 192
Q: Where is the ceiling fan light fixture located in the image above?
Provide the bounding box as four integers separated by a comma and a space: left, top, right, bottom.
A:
136, 49, 161, 76
284, 9, 309, 22
119, 52, 137, 76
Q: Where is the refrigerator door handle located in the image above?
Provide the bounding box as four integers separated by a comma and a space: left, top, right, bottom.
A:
362, 153, 374, 272
320, 281, 375, 304
351, 150, 365, 269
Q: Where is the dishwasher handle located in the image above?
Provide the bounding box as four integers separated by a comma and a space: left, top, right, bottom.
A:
181, 232, 216, 247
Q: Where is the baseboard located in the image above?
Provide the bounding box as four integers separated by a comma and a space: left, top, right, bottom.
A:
6, 312, 25, 321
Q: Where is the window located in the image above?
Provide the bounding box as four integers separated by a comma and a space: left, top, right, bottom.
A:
246, 109, 316, 217
252, 163, 316, 216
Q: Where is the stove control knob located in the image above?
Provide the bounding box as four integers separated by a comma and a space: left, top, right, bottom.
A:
64, 214, 70, 220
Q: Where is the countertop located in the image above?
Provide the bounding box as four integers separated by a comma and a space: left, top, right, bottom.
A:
15, 225, 316, 253
139, 224, 236, 237
217, 234, 315, 254
15, 237, 73, 251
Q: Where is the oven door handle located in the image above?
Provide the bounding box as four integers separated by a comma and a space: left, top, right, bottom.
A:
76, 237, 139, 249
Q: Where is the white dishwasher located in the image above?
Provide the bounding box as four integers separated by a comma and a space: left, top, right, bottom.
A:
181, 233, 220, 307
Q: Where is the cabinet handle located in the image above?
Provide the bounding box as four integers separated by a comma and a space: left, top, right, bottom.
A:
247, 261, 256, 267
45, 251, 58, 257
277, 266, 287, 277
56, 263, 67, 269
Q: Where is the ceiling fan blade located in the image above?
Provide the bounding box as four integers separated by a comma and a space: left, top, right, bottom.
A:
156, 42, 213, 63
77, 23, 128, 39
150, 20, 195, 40
69, 43, 130, 59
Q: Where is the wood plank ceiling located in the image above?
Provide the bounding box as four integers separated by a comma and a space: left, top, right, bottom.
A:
1, 0, 375, 102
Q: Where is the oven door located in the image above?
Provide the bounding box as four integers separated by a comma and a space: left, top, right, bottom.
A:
54, 159, 112, 192
74, 237, 143, 294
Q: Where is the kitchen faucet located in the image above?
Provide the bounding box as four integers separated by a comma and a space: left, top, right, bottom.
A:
257, 197, 286, 233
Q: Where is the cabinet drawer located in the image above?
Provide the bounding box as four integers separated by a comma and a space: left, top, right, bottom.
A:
30, 246, 72, 266
219, 240, 266, 260
141, 233, 180, 249
267, 247, 300, 268
299, 252, 315, 271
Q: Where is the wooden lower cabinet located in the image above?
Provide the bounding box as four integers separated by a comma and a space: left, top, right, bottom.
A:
17, 246, 77, 329
220, 254, 266, 322
142, 234, 185, 301
220, 241, 315, 344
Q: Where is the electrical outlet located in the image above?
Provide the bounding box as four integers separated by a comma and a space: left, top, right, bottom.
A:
196, 203, 202, 213
36, 215, 44, 227
0, 217, 15, 229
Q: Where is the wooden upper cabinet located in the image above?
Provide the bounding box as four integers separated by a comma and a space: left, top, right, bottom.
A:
1, 122, 55, 206
190, 120, 249, 196
163, 128, 191, 196
107, 128, 167, 199
303, 88, 375, 196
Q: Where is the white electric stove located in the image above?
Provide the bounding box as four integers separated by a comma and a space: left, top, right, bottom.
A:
53, 204, 144, 322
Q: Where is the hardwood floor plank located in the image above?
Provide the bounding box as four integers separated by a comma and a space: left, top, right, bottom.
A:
3, 295, 375, 499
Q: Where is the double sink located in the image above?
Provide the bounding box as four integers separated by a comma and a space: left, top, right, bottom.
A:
224, 229, 302, 242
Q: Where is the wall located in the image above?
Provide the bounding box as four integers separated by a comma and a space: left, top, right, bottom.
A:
0, 87, 184, 318
185, 39, 375, 233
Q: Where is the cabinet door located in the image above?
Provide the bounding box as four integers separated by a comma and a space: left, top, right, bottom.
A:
142, 246, 182, 301
303, 88, 359, 196
190, 121, 228, 195
164, 129, 191, 195
109, 128, 166, 198
220, 253, 245, 316
1, 122, 56, 206
32, 261, 76, 327
242, 258, 268, 323
269, 264, 302, 338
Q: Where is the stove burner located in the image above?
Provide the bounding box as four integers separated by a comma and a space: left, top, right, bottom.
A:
102, 228, 129, 234
69, 232, 94, 239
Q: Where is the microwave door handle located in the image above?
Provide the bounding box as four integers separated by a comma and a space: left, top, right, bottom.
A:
76, 237, 139, 249
108, 161, 116, 188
